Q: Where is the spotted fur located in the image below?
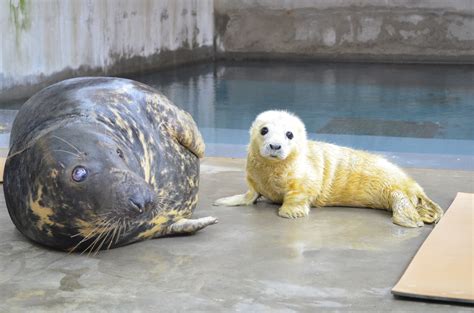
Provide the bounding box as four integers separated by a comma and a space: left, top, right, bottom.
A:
3, 77, 216, 252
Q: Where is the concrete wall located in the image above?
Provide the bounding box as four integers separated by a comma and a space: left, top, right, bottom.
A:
2, 0, 473, 101
1, 0, 214, 101
214, 0, 474, 63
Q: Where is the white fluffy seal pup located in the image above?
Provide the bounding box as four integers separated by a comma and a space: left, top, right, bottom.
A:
214, 110, 443, 228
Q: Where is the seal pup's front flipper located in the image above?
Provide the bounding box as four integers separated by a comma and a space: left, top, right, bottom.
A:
161, 216, 218, 236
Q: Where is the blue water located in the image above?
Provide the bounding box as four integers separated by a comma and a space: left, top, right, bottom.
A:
129, 61, 474, 170
1, 61, 473, 170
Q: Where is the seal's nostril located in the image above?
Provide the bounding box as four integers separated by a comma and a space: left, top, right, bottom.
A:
270, 144, 281, 150
129, 197, 144, 214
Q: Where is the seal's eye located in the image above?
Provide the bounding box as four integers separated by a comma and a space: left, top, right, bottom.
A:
72, 166, 88, 182
260, 127, 269, 136
116, 148, 124, 159
286, 131, 294, 140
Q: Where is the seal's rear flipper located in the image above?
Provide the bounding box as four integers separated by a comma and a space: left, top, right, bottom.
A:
173, 110, 205, 158
162, 216, 218, 236
416, 194, 444, 224
391, 190, 424, 228
159, 97, 205, 158
145, 92, 205, 158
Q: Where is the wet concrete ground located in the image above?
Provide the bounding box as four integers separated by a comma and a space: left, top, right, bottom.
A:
0, 157, 473, 312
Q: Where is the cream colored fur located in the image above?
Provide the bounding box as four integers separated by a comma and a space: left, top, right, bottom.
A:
214, 110, 444, 227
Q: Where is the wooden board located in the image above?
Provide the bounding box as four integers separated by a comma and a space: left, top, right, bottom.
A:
0, 148, 7, 183
392, 192, 474, 303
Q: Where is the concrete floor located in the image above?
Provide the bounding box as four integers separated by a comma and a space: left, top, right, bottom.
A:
0, 157, 473, 312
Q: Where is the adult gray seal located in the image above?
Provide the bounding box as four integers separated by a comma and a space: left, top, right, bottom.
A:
3, 77, 217, 253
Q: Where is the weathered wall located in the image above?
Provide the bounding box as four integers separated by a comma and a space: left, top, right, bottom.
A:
1, 0, 214, 101
2, 0, 473, 101
214, 0, 474, 63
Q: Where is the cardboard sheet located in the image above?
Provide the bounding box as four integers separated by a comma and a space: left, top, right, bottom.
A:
392, 192, 474, 303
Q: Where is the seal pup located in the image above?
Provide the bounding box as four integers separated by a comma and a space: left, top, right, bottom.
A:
3, 77, 217, 252
214, 110, 443, 227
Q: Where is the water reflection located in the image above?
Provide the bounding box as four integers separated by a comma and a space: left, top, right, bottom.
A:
0, 61, 472, 169
131, 61, 474, 141
130, 61, 474, 169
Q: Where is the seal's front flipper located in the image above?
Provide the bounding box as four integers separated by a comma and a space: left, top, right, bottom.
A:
163, 216, 218, 236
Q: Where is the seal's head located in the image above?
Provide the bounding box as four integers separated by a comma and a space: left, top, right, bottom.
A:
13, 123, 157, 250
249, 110, 307, 161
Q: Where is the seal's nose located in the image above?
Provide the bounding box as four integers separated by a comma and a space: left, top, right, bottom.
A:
269, 144, 281, 150
129, 197, 144, 214
128, 195, 153, 215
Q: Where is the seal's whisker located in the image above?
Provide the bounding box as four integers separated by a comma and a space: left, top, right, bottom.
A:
71, 226, 105, 254
155, 196, 179, 205
52, 149, 81, 159
68, 217, 109, 253
121, 219, 128, 235
81, 217, 115, 255
114, 218, 124, 245
115, 225, 123, 245
94, 228, 114, 255
68, 227, 100, 254
6, 139, 39, 160
96, 211, 114, 218
107, 222, 120, 250
51, 135, 82, 154
115, 225, 122, 244
84, 228, 109, 256
99, 217, 121, 252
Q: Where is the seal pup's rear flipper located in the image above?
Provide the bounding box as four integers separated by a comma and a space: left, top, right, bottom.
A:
416, 193, 444, 224
161, 216, 218, 236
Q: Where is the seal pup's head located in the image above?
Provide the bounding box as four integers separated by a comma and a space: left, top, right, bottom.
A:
249, 110, 307, 161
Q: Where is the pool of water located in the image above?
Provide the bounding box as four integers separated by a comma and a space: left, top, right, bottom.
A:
1, 61, 473, 170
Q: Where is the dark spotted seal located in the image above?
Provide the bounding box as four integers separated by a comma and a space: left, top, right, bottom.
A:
3, 77, 217, 253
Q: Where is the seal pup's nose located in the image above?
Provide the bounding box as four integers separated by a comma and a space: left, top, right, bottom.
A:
269, 144, 281, 150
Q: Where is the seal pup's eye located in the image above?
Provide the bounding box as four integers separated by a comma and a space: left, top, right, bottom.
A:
72, 166, 88, 182
116, 148, 124, 159
286, 131, 294, 140
260, 127, 269, 136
